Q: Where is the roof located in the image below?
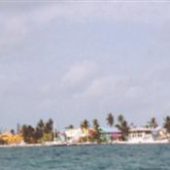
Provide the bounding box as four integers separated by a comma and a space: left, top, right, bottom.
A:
100, 127, 121, 133
129, 127, 153, 132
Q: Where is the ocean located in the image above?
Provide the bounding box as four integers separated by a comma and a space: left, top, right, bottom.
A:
0, 144, 170, 170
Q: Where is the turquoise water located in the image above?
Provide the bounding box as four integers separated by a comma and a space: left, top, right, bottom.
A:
0, 144, 170, 170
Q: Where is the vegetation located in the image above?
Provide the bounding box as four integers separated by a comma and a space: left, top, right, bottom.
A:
164, 116, 170, 133
116, 114, 129, 140
106, 113, 114, 127
2, 113, 170, 145
147, 117, 158, 128
66, 124, 74, 129
80, 119, 90, 129
92, 119, 101, 143
20, 114, 170, 144
22, 119, 54, 144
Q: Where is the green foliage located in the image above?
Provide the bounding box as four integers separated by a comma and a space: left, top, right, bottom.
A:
116, 115, 129, 141
42, 133, 54, 142
44, 119, 53, 134
21, 118, 54, 144
66, 125, 74, 129
117, 114, 124, 124
164, 116, 170, 133
22, 125, 36, 143
80, 119, 90, 129
147, 117, 158, 128
92, 119, 101, 143
106, 113, 114, 127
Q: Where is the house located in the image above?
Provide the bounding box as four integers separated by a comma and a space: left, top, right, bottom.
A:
100, 127, 122, 143
0, 132, 24, 145
152, 127, 169, 142
128, 127, 170, 143
64, 128, 94, 144
128, 127, 154, 143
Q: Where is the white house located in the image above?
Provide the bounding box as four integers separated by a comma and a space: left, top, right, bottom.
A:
128, 127, 154, 143
128, 127, 169, 143
64, 128, 90, 144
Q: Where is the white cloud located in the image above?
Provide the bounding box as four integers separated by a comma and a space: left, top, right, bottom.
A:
75, 75, 130, 99
0, 14, 27, 55
62, 61, 98, 88
0, 1, 170, 128
29, 1, 170, 24
1, 1, 170, 55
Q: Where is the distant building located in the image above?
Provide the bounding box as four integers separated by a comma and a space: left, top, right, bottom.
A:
152, 127, 168, 141
128, 127, 169, 143
100, 127, 122, 143
0, 131, 24, 145
64, 128, 94, 144
128, 127, 154, 143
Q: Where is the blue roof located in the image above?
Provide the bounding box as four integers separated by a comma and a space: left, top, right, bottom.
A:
100, 127, 121, 133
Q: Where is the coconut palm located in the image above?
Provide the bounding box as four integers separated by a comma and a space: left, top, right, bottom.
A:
164, 116, 170, 133
81, 119, 90, 129
116, 115, 129, 140
37, 119, 45, 130
92, 119, 101, 143
148, 117, 158, 128
93, 119, 100, 130
44, 118, 54, 133
66, 124, 74, 129
106, 113, 114, 127
36, 119, 45, 139
22, 125, 35, 143
118, 114, 124, 124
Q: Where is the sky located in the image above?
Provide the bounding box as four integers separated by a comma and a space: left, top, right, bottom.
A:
0, 0, 170, 130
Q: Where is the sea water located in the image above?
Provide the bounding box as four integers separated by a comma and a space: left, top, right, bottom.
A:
0, 144, 170, 170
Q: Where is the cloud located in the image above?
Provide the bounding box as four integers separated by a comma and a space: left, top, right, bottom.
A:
1, 1, 170, 56
74, 75, 130, 100
0, 14, 28, 56
0, 1, 170, 128
62, 61, 98, 88
29, 1, 170, 24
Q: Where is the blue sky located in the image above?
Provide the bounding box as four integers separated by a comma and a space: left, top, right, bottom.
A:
0, 1, 170, 130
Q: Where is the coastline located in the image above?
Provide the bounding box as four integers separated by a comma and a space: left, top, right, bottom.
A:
0, 141, 169, 148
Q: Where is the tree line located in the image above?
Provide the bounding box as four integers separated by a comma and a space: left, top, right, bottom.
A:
21, 119, 54, 143
15, 114, 170, 143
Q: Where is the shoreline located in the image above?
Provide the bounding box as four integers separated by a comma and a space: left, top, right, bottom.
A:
0, 141, 169, 148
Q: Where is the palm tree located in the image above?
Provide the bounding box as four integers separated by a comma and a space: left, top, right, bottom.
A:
41, 119, 54, 141
36, 119, 45, 139
164, 116, 170, 133
92, 119, 101, 143
66, 124, 74, 129
34, 128, 43, 142
116, 115, 129, 141
81, 119, 90, 129
118, 114, 124, 124
93, 119, 100, 130
106, 113, 114, 127
44, 118, 54, 133
22, 125, 35, 143
37, 119, 45, 130
148, 117, 158, 128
